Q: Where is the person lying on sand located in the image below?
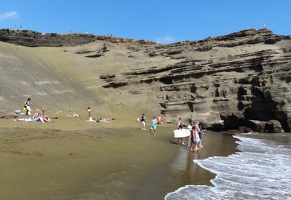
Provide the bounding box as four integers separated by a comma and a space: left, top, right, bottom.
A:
99, 117, 115, 123
15, 117, 32, 122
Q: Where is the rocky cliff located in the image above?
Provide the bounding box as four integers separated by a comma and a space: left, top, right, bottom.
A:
1, 28, 291, 132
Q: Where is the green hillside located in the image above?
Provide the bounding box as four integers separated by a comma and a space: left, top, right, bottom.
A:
0, 40, 164, 121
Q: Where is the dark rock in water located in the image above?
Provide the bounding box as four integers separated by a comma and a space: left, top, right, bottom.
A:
238, 126, 253, 133
210, 122, 224, 132
225, 129, 240, 135
264, 120, 284, 133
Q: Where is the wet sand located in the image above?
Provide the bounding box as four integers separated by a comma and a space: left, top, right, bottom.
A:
0, 117, 238, 200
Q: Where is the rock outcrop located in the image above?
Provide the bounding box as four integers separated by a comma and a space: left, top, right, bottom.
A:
0, 29, 154, 47
99, 29, 291, 132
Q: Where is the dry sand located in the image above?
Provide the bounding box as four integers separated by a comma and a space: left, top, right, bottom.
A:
0, 115, 239, 200
0, 116, 180, 200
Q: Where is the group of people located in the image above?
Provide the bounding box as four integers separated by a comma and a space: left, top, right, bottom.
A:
18, 98, 51, 123
85, 107, 114, 123
32, 108, 51, 123
139, 114, 165, 135
65, 107, 114, 123
177, 117, 205, 152
138, 114, 204, 151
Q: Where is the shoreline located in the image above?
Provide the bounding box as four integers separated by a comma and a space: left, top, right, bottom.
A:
0, 118, 239, 200
158, 130, 239, 199
0, 119, 179, 200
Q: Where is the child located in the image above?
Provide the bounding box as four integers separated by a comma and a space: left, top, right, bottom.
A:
140, 114, 146, 130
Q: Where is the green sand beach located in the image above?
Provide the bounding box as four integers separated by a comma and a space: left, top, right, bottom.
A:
0, 117, 238, 200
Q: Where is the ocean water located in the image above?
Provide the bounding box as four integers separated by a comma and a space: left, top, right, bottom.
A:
165, 133, 291, 200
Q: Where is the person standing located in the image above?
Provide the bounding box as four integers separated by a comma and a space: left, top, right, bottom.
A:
148, 116, 157, 135
198, 122, 205, 147
176, 117, 185, 145
187, 122, 193, 146
24, 98, 31, 116
140, 114, 146, 130
187, 122, 193, 132
87, 107, 91, 120
190, 121, 201, 152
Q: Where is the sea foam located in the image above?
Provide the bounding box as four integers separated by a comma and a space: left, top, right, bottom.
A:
165, 135, 291, 200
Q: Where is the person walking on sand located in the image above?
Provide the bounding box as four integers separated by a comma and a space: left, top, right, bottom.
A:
87, 107, 91, 120
148, 116, 157, 135
140, 114, 146, 130
176, 117, 185, 145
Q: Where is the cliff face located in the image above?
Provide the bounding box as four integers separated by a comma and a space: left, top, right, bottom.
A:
100, 29, 291, 132
1, 28, 291, 132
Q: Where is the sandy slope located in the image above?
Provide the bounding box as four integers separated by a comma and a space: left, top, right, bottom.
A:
0, 40, 174, 119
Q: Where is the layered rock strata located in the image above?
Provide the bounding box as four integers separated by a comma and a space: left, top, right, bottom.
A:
100, 29, 291, 132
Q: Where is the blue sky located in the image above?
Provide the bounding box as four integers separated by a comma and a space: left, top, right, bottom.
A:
1, 1, 290, 44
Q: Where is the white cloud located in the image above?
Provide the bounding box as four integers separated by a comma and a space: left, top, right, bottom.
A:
155, 35, 175, 44
0, 11, 18, 21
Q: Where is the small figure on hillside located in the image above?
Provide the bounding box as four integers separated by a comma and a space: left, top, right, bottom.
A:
73, 111, 80, 117
99, 117, 115, 123
87, 107, 91, 120
24, 98, 32, 116
41, 108, 51, 122
33, 109, 44, 123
